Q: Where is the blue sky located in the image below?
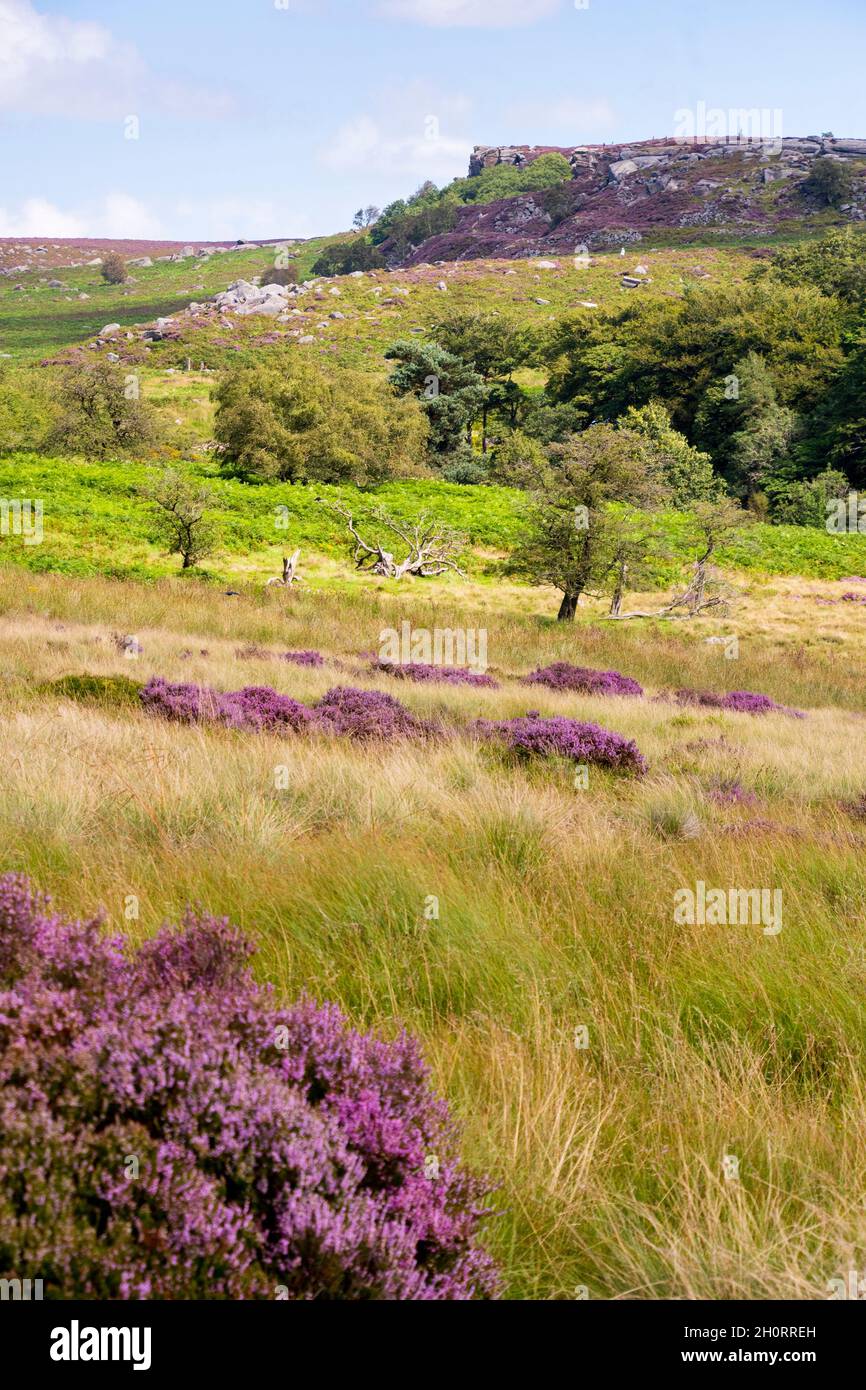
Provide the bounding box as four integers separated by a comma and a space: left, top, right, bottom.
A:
1, 0, 864, 240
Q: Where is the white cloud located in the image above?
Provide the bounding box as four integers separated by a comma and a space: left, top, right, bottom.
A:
322, 83, 473, 180
0, 193, 161, 238
0, 191, 313, 242
0, 197, 87, 237
377, 0, 561, 27
0, 0, 230, 119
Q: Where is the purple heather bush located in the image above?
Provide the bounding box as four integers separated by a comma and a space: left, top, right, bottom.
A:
281, 650, 325, 668
673, 688, 805, 718
377, 661, 498, 689
141, 679, 438, 742
522, 662, 643, 698
141, 677, 312, 733
313, 685, 439, 740
0, 875, 498, 1300
476, 713, 647, 774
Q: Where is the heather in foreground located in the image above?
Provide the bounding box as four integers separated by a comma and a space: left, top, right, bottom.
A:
0, 875, 498, 1300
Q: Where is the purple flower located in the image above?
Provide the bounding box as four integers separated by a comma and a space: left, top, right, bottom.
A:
140, 678, 312, 733
281, 651, 325, 668
475, 714, 647, 774
312, 686, 439, 740
377, 662, 498, 689
673, 688, 805, 718
522, 663, 643, 698
0, 875, 498, 1300
708, 778, 758, 806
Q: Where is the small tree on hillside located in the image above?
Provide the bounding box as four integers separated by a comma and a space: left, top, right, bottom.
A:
507, 425, 670, 620
430, 310, 527, 452
802, 157, 855, 209
145, 469, 219, 570
385, 339, 485, 461
48, 361, 159, 459
100, 252, 127, 285
212, 358, 428, 484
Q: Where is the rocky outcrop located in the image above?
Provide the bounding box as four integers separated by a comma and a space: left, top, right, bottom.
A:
393, 137, 866, 266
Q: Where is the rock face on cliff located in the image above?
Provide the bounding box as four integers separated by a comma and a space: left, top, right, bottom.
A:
394, 137, 866, 266
468, 136, 866, 176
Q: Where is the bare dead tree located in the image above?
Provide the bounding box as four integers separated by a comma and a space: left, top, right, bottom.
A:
605, 499, 748, 621
265, 549, 302, 587
323, 501, 467, 579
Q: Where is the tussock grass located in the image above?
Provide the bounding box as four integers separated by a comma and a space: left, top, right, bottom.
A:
2, 570, 866, 1298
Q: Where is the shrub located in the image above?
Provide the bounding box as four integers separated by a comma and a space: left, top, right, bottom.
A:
311, 239, 385, 276
476, 714, 647, 774
281, 650, 325, 668
140, 679, 436, 741
47, 361, 159, 460
100, 252, 127, 284
140, 677, 313, 733
377, 662, 498, 689
313, 685, 438, 740
212, 358, 428, 485
522, 663, 644, 697
0, 874, 498, 1299
673, 688, 805, 718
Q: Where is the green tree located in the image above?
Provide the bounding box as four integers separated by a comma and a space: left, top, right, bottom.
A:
0, 365, 56, 454
507, 424, 670, 620
213, 358, 428, 484
488, 430, 551, 490
430, 310, 527, 451
520, 152, 572, 189
799, 328, 866, 486
145, 469, 219, 569
311, 239, 385, 275
547, 280, 844, 437
384, 339, 485, 460
801, 156, 855, 209
694, 353, 799, 498
761, 228, 866, 313
47, 362, 158, 460
618, 402, 722, 506
765, 468, 849, 527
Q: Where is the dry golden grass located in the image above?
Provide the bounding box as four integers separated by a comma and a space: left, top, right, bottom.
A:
3, 567, 866, 1298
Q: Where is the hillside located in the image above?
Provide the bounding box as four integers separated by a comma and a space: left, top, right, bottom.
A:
389, 136, 866, 264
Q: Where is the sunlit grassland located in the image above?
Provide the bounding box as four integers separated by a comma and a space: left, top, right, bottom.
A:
2, 568, 866, 1298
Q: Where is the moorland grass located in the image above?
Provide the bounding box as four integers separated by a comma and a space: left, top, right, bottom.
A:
2, 568, 866, 1297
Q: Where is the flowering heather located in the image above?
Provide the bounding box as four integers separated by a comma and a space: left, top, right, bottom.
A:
281, 650, 325, 668
0, 875, 498, 1300
708, 778, 759, 806
673, 688, 805, 719
142, 679, 440, 743
313, 685, 439, 740
476, 714, 647, 774
377, 661, 498, 689
522, 663, 643, 698
235, 646, 325, 666
141, 677, 312, 733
